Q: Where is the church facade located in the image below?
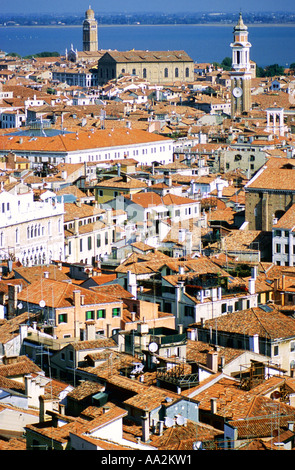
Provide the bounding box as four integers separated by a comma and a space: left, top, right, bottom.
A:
96, 50, 195, 85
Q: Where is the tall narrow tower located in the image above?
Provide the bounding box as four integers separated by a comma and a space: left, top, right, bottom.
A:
83, 6, 98, 52
230, 13, 252, 117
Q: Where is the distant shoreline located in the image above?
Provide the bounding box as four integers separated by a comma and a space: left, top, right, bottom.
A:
1, 22, 295, 28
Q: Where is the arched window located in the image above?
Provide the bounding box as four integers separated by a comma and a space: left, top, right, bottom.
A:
185, 67, 189, 78
164, 68, 168, 78
132, 68, 136, 75
143, 68, 147, 78
175, 67, 179, 78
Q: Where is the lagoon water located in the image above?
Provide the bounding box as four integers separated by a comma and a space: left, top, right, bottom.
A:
0, 23, 295, 67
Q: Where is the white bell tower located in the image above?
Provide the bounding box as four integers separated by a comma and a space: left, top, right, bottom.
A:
230, 13, 252, 117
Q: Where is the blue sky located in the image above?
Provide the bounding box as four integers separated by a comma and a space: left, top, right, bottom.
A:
2, 0, 295, 14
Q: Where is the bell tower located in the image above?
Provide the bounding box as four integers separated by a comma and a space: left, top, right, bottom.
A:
83, 6, 98, 52
230, 13, 252, 117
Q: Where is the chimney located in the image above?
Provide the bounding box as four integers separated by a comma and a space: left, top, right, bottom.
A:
248, 278, 255, 295
141, 408, 150, 443
179, 265, 185, 275
211, 398, 217, 414
73, 290, 81, 307
206, 350, 219, 373
127, 270, 137, 299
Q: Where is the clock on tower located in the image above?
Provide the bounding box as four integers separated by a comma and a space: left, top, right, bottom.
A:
230, 13, 252, 117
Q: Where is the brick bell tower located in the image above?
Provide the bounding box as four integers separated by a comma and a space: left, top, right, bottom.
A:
230, 12, 252, 117
83, 5, 98, 52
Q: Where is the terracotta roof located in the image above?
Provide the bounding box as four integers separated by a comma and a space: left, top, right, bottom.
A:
0, 128, 172, 154
273, 203, 295, 230
100, 50, 193, 63
96, 175, 147, 189
17, 278, 122, 309
14, 265, 70, 284
0, 355, 42, 378
194, 304, 295, 340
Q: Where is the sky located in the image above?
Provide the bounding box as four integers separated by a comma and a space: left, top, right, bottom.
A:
2, 0, 295, 14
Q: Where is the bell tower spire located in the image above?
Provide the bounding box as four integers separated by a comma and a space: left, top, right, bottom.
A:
230, 12, 252, 117
83, 5, 98, 52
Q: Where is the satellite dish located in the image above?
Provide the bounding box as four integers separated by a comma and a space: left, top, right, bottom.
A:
164, 417, 174, 428
176, 415, 185, 426
193, 441, 203, 450
39, 300, 46, 308
148, 342, 158, 353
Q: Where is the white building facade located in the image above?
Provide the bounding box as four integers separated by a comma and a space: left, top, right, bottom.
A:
0, 189, 64, 266
0, 128, 174, 168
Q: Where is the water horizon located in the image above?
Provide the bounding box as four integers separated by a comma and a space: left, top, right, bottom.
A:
0, 23, 294, 67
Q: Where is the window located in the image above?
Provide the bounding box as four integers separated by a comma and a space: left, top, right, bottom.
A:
276, 244, 281, 253
88, 236, 92, 250
58, 313, 67, 324
97, 309, 106, 319
221, 303, 227, 313
80, 239, 83, 252
112, 307, 121, 317
175, 67, 179, 78
105, 232, 109, 245
184, 305, 194, 317
164, 68, 168, 78
97, 234, 101, 247
291, 341, 295, 352
143, 68, 147, 78
185, 67, 189, 78
86, 310, 95, 320
274, 345, 279, 356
